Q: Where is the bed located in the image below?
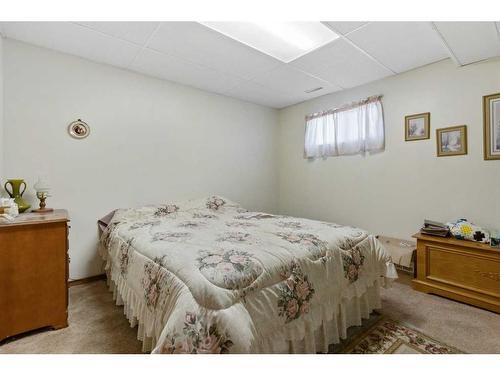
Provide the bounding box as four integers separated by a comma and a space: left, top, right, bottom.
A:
98, 196, 397, 353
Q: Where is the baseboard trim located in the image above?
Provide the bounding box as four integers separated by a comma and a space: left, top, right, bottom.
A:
69, 274, 106, 287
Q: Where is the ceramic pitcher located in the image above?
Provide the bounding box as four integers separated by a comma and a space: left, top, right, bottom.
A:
4, 179, 31, 213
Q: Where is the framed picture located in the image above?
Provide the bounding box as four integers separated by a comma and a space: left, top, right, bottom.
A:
436, 125, 467, 157
405, 112, 430, 141
483, 92, 500, 160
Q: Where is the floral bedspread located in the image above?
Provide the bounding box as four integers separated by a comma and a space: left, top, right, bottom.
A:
100, 196, 396, 354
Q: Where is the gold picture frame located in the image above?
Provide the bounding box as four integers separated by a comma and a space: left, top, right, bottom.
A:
436, 125, 467, 157
405, 112, 430, 141
483, 92, 500, 160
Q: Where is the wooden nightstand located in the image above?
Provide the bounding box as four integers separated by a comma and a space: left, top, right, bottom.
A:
412, 232, 500, 313
0, 210, 70, 342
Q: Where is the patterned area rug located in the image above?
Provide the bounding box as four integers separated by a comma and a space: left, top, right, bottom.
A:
342, 319, 464, 354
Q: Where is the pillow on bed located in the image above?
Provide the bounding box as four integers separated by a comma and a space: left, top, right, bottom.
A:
447, 219, 490, 244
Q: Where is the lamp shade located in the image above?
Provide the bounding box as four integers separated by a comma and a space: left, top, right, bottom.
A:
34, 177, 50, 193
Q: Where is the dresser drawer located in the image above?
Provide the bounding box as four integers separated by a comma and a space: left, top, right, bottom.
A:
426, 244, 500, 298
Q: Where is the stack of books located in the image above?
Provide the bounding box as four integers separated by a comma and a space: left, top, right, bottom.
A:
420, 219, 450, 237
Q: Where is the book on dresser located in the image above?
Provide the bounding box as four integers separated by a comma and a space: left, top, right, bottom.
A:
0, 209, 70, 342
420, 219, 450, 237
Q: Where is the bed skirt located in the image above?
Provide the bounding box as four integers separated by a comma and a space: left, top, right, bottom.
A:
105, 267, 383, 354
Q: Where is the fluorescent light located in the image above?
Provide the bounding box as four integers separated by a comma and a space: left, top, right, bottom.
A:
199, 22, 338, 63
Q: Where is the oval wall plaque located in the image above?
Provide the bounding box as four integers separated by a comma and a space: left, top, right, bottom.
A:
68, 119, 90, 139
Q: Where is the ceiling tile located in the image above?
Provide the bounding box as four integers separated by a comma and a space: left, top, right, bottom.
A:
130, 48, 243, 95
251, 65, 341, 95
290, 39, 393, 88
146, 22, 281, 80
1, 22, 140, 69
323, 22, 368, 35
434, 22, 500, 65
75, 22, 159, 45
346, 22, 448, 73
225, 81, 303, 108
4, 21, 496, 109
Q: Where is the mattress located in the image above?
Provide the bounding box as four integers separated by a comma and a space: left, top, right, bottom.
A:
99, 196, 397, 353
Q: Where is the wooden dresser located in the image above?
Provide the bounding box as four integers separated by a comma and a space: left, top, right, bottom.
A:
0, 210, 69, 342
412, 232, 500, 313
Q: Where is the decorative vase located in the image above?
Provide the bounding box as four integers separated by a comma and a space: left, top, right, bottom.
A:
4, 179, 31, 213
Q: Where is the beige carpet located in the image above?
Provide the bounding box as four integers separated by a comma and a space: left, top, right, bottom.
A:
378, 273, 500, 354
1, 274, 498, 354
0, 281, 142, 354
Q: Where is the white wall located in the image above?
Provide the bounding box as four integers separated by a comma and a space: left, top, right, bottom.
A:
3, 39, 279, 279
278, 58, 500, 240
4, 38, 500, 280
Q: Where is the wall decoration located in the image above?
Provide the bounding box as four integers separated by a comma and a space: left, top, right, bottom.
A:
405, 112, 430, 141
483, 92, 500, 160
68, 119, 90, 139
405, 112, 431, 141
436, 125, 467, 157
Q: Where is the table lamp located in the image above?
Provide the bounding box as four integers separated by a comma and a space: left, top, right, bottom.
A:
33, 177, 53, 213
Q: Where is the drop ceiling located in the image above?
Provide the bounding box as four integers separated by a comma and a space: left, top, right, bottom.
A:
0, 21, 499, 109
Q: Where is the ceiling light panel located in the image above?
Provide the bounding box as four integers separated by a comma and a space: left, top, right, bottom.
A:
199, 22, 339, 63
147, 22, 281, 80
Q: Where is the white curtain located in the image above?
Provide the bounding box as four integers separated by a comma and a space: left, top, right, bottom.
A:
304, 96, 385, 159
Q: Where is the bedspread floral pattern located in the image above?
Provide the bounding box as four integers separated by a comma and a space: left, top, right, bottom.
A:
216, 231, 251, 243
206, 196, 226, 210
142, 256, 169, 310
154, 204, 179, 217
102, 220, 120, 248
276, 221, 305, 229
158, 312, 233, 354
235, 212, 280, 220
275, 232, 328, 259
119, 239, 134, 275
100, 195, 395, 353
197, 249, 263, 289
341, 246, 366, 282
129, 220, 161, 231
151, 232, 191, 242
193, 212, 217, 219
178, 221, 206, 229
225, 221, 257, 228
277, 261, 315, 323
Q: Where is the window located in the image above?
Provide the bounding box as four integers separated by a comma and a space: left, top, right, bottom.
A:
304, 95, 385, 159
